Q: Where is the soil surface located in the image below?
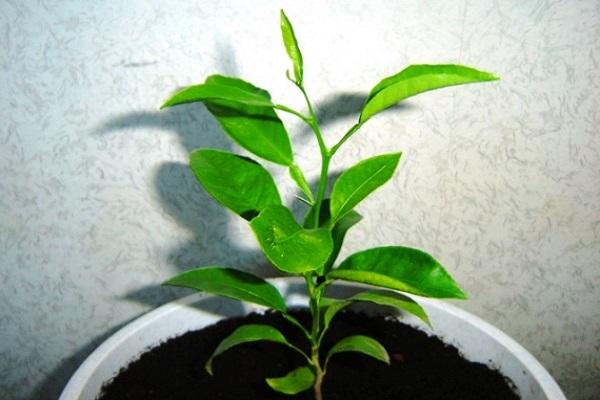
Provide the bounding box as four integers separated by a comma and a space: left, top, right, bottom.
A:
98, 309, 520, 399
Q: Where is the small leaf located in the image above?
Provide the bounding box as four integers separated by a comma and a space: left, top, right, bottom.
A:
163, 267, 286, 313
206, 324, 299, 375
266, 365, 315, 395
289, 164, 314, 203
250, 205, 333, 274
190, 149, 281, 220
328, 246, 467, 299
360, 64, 499, 123
280, 10, 304, 85
351, 290, 430, 327
321, 299, 351, 337
330, 153, 401, 223
304, 199, 362, 274
325, 335, 390, 368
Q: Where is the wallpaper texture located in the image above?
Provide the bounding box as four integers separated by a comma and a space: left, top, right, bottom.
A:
1, 1, 599, 399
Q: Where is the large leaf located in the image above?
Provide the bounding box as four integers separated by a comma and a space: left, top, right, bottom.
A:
280, 10, 304, 85
161, 76, 274, 109
164, 75, 294, 165
328, 246, 467, 299
325, 335, 389, 368
266, 365, 315, 395
330, 153, 401, 223
206, 324, 300, 375
360, 64, 499, 122
163, 267, 286, 312
250, 205, 333, 274
304, 199, 362, 274
190, 149, 281, 220
205, 76, 293, 166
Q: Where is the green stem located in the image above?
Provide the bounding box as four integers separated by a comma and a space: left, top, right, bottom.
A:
296, 85, 330, 229
330, 122, 362, 156
274, 104, 310, 122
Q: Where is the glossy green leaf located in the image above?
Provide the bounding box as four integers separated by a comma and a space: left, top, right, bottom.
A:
250, 205, 333, 274
351, 290, 430, 327
163, 267, 286, 313
206, 324, 299, 375
325, 335, 390, 367
266, 365, 315, 395
204, 76, 293, 166
320, 289, 430, 340
190, 149, 281, 220
330, 153, 401, 223
289, 164, 314, 203
161, 76, 274, 109
321, 299, 350, 338
328, 246, 467, 299
360, 64, 499, 122
304, 199, 362, 274
280, 10, 303, 85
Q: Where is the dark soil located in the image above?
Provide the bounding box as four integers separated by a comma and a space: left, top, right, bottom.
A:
98, 309, 520, 399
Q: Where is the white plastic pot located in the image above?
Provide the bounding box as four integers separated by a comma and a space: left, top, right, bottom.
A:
60, 278, 566, 399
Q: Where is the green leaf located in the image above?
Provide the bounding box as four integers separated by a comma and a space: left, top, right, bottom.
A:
280, 10, 304, 85
360, 64, 499, 123
161, 76, 275, 109
190, 149, 281, 220
206, 324, 300, 375
163, 267, 286, 313
250, 205, 333, 274
320, 289, 430, 341
203, 76, 294, 166
330, 153, 401, 223
304, 199, 362, 274
328, 246, 467, 299
351, 290, 430, 327
266, 365, 315, 395
325, 335, 390, 368
321, 299, 351, 338
289, 164, 314, 203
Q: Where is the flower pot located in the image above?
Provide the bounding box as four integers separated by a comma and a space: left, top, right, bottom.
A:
60, 278, 566, 400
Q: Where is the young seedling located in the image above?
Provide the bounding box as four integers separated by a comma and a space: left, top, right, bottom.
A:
161, 10, 498, 400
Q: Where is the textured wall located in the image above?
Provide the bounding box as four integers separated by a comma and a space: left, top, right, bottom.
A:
1, 1, 599, 399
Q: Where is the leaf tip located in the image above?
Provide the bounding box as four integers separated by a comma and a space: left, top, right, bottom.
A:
205, 359, 214, 376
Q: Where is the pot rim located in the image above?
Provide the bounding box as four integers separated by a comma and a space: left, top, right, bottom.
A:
60, 277, 566, 399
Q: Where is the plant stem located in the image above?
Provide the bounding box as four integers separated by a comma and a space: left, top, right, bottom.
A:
296, 84, 331, 229
305, 273, 325, 400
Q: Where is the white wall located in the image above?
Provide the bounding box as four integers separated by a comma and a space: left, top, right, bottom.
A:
1, 1, 598, 399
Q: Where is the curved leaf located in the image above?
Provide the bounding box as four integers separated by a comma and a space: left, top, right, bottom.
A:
266, 365, 315, 395
163, 267, 286, 313
206, 324, 300, 375
289, 164, 314, 202
328, 246, 467, 299
330, 153, 401, 222
351, 290, 430, 327
280, 10, 304, 85
161, 76, 274, 109
250, 205, 333, 274
325, 335, 389, 368
321, 299, 351, 339
360, 64, 499, 122
204, 76, 293, 166
304, 199, 362, 274
190, 149, 281, 220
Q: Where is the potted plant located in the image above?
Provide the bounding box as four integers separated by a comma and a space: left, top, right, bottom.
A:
61, 10, 566, 400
